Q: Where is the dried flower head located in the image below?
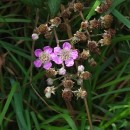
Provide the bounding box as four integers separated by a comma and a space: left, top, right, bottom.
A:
80, 71, 91, 80
46, 68, 57, 78
62, 88, 73, 101
88, 58, 97, 67
101, 14, 113, 28
80, 21, 89, 30
62, 79, 74, 88
89, 19, 100, 29
73, 87, 87, 99
80, 49, 90, 60
50, 17, 61, 27
74, 2, 84, 12
36, 24, 49, 34
87, 40, 100, 54
74, 31, 87, 41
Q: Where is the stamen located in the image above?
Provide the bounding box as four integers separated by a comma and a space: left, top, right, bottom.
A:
39, 52, 50, 63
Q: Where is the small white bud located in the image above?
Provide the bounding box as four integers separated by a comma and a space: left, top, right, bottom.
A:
45, 92, 51, 98
47, 78, 53, 85
77, 78, 83, 85
78, 65, 84, 72
58, 67, 66, 75
32, 33, 39, 40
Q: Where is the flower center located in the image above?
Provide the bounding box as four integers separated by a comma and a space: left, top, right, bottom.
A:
60, 49, 70, 61
39, 52, 50, 63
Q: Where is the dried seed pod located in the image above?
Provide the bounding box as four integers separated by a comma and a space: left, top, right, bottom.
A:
74, 2, 84, 12
80, 21, 89, 30
80, 71, 91, 80
87, 41, 100, 54
50, 17, 61, 27
62, 79, 74, 88
101, 14, 113, 28
59, 23, 67, 32
61, 9, 71, 18
100, 37, 111, 46
44, 31, 52, 39
88, 58, 97, 67
89, 19, 100, 29
62, 88, 73, 101
36, 24, 49, 34
45, 68, 57, 78
80, 49, 90, 60
105, 28, 116, 36
75, 31, 87, 41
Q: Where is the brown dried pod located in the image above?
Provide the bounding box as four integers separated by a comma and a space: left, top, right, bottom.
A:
62, 88, 73, 101
87, 41, 100, 54
44, 31, 52, 39
80, 21, 88, 30
62, 79, 74, 88
80, 49, 90, 60
45, 68, 57, 78
101, 14, 113, 29
99, 37, 111, 46
36, 24, 49, 34
89, 19, 100, 29
105, 28, 116, 36
61, 9, 71, 18
75, 31, 87, 41
80, 71, 91, 80
50, 17, 61, 27
74, 2, 84, 12
88, 58, 97, 67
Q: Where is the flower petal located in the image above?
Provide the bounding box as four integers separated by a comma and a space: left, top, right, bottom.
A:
65, 58, 74, 67
34, 59, 42, 68
34, 49, 42, 57
62, 42, 71, 50
43, 62, 52, 70
43, 46, 52, 54
54, 46, 61, 54
51, 53, 62, 64
70, 50, 78, 59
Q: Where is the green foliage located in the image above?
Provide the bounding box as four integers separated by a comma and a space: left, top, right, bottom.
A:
0, 0, 130, 130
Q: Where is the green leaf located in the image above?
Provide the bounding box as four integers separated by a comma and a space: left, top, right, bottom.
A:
112, 9, 130, 29
47, 0, 61, 17
86, 0, 101, 20
0, 81, 17, 124
20, 0, 43, 7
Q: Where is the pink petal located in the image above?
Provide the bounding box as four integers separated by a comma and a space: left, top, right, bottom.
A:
70, 50, 78, 59
43, 62, 52, 70
34, 59, 42, 68
43, 46, 52, 54
34, 49, 42, 57
62, 42, 71, 50
51, 53, 62, 64
54, 46, 61, 54
65, 58, 74, 67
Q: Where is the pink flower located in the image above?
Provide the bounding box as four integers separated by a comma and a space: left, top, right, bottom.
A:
51, 42, 78, 67
34, 46, 53, 70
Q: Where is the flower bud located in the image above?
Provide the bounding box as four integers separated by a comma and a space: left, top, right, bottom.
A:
77, 78, 83, 85
78, 65, 84, 73
58, 67, 66, 75
32, 33, 39, 40
47, 78, 53, 85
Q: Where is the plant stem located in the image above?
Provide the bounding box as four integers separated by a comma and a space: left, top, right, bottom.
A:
53, 27, 59, 46
84, 98, 93, 130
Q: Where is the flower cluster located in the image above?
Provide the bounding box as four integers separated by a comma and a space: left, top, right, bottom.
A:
34, 42, 78, 70
32, 0, 115, 100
